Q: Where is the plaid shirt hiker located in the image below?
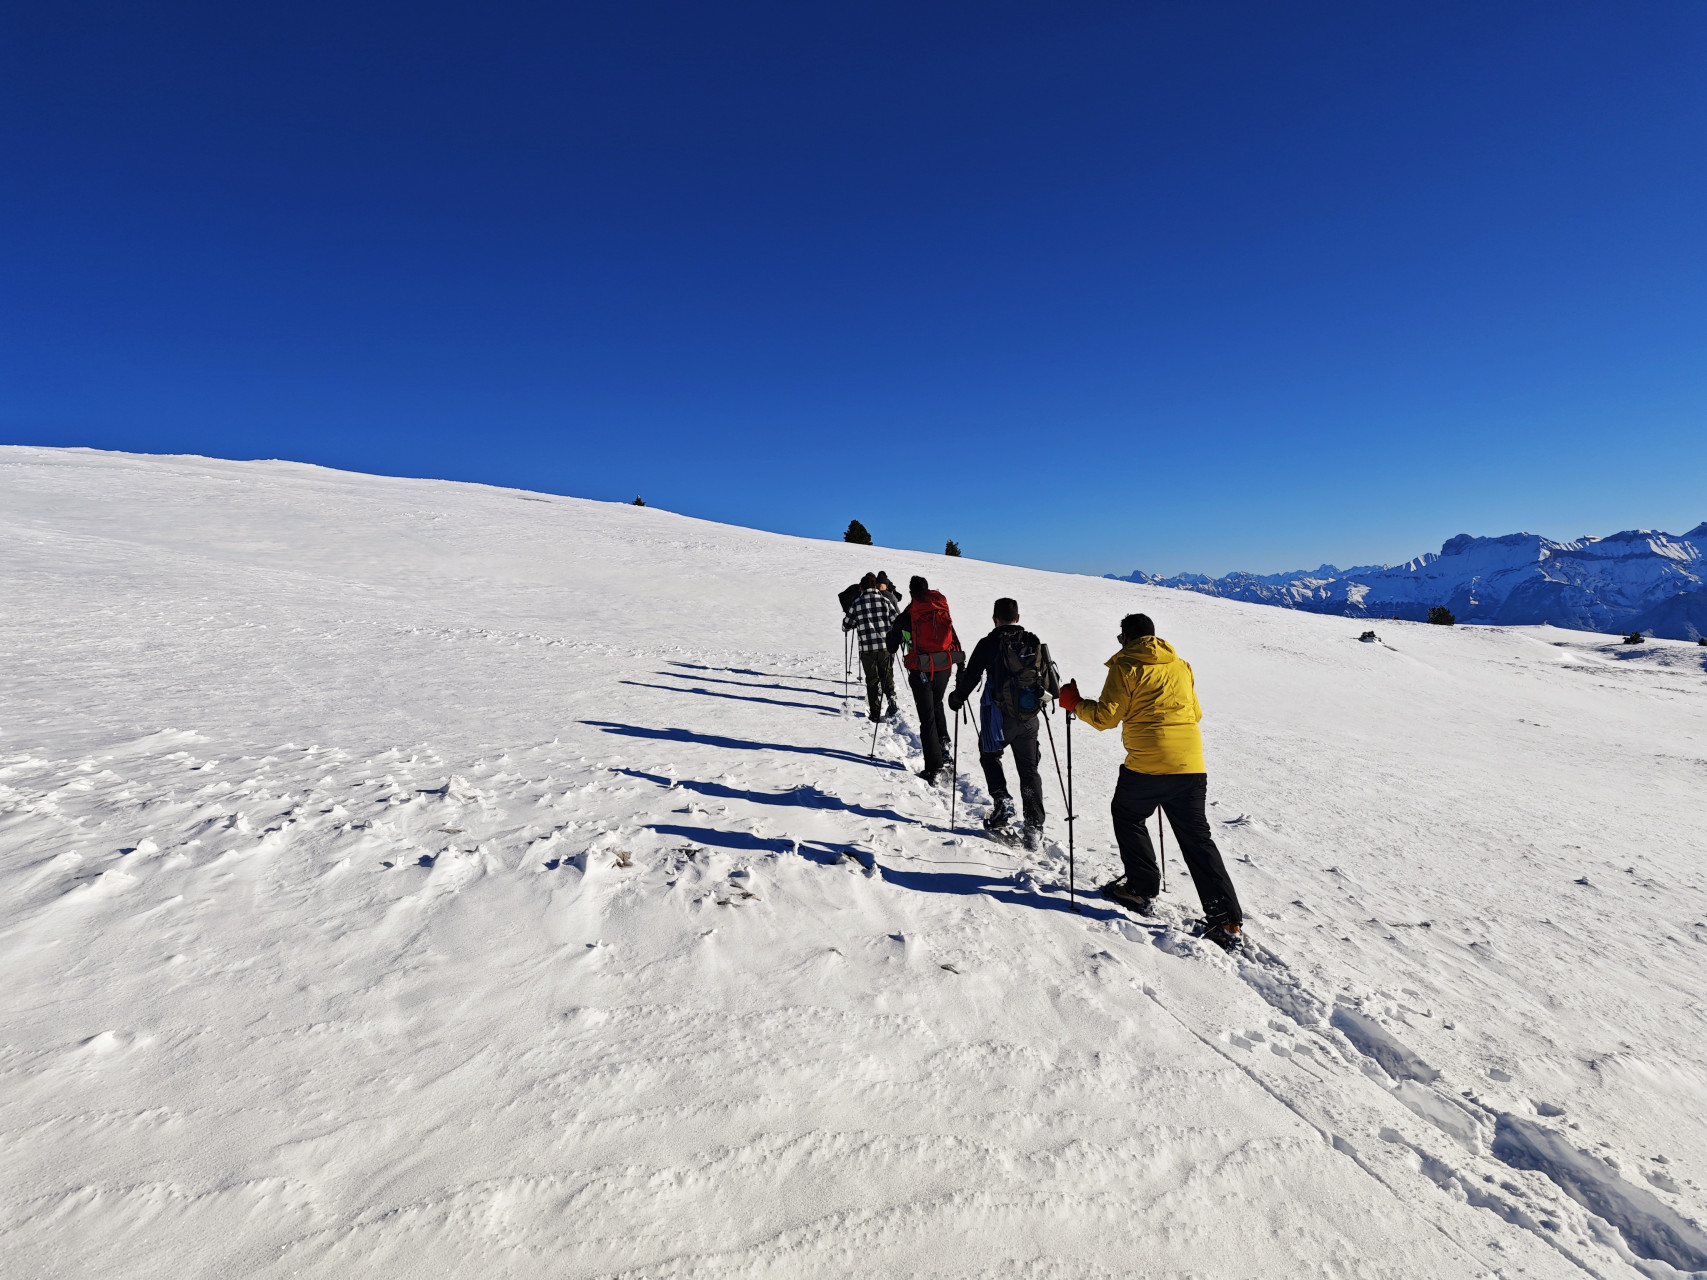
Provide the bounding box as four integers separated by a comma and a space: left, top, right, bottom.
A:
843, 589, 899, 653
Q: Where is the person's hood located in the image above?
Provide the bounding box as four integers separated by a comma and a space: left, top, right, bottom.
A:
1108, 636, 1178, 667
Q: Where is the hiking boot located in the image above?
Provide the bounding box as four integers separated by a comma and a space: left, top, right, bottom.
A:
1193, 920, 1244, 953
982, 799, 1014, 831
916, 767, 942, 786
883, 698, 899, 719
1100, 878, 1153, 914
1020, 825, 1042, 852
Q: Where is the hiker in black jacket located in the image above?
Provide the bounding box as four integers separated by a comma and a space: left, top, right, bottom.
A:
948, 598, 1059, 849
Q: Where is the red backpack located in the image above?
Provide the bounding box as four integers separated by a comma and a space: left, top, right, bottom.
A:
907, 592, 960, 674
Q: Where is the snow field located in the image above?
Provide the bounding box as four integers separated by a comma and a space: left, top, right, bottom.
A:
2, 446, 1706, 1278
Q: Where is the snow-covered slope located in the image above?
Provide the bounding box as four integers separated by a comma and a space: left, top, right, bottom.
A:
1112, 527, 1707, 640
4, 446, 1707, 1280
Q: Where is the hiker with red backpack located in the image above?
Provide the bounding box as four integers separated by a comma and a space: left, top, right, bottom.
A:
886, 575, 962, 784
947, 598, 1059, 850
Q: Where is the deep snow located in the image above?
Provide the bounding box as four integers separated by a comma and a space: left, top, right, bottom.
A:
3, 447, 1706, 1279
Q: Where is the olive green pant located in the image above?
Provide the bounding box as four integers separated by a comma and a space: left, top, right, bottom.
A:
859, 650, 896, 718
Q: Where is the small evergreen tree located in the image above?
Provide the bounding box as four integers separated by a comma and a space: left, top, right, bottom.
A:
944, 539, 961, 557
1427, 605, 1455, 626
1698, 636, 1705, 646
632, 496, 645, 506
1624, 631, 1644, 645
844, 519, 872, 545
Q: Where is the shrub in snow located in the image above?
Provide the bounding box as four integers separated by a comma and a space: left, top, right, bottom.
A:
632, 496, 645, 506
1427, 606, 1455, 626
945, 539, 961, 557
844, 519, 873, 545
1623, 631, 1644, 644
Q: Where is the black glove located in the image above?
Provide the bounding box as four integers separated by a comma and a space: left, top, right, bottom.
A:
947, 690, 965, 713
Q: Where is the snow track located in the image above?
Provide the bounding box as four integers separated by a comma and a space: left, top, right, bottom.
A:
3, 447, 1706, 1278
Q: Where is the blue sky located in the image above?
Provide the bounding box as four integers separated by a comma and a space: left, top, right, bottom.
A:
4, 1, 1703, 575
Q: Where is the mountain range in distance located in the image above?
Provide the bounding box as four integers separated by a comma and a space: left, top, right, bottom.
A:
1108, 524, 1707, 641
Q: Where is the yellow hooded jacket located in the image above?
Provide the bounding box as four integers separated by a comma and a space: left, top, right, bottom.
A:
1071, 636, 1206, 774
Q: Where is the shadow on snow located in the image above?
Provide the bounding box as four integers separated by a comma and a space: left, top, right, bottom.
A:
621, 680, 837, 716
654, 670, 839, 700
617, 768, 916, 825
583, 720, 904, 769
877, 862, 1128, 923
668, 661, 837, 683
649, 823, 797, 854
648, 822, 1125, 923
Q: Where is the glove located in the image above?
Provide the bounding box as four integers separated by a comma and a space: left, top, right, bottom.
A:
1057, 680, 1081, 713
947, 690, 964, 713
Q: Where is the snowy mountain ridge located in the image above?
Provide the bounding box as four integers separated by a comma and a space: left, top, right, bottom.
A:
1112, 524, 1707, 639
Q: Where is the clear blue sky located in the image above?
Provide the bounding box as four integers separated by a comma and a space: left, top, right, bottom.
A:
4, 1, 1704, 575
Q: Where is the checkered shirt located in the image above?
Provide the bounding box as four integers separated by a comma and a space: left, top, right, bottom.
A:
843, 589, 899, 653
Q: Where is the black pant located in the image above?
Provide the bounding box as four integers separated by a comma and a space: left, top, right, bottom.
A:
908, 668, 951, 774
1110, 768, 1242, 926
981, 726, 1044, 829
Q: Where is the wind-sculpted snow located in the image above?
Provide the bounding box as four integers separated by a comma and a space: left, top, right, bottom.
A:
1112, 524, 1707, 640
1330, 1006, 1442, 1084
1492, 1114, 1707, 1272
3, 446, 1706, 1279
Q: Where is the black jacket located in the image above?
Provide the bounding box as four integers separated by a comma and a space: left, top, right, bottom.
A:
951, 625, 1059, 717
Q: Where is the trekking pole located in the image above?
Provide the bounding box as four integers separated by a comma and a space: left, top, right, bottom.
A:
1066, 711, 1077, 911
1158, 808, 1167, 895
949, 703, 960, 836
1041, 702, 1069, 812
870, 712, 880, 759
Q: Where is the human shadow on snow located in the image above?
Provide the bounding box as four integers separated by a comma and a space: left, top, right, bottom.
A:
654, 670, 839, 700
583, 721, 905, 769
875, 863, 1127, 922
650, 819, 1125, 922
621, 680, 838, 716
650, 823, 797, 854
668, 661, 837, 683
617, 769, 916, 825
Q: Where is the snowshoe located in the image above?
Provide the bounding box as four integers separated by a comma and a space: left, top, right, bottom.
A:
883, 698, 899, 720
982, 799, 1014, 831
1191, 919, 1244, 953
983, 823, 1021, 848
1100, 879, 1153, 915
1020, 825, 1041, 853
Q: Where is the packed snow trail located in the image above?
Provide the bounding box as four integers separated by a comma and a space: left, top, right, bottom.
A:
2, 448, 1706, 1279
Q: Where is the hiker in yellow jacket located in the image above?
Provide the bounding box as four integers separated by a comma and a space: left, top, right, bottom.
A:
1057, 612, 1244, 950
